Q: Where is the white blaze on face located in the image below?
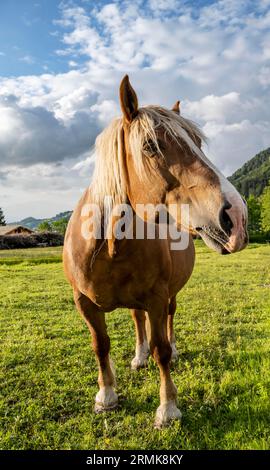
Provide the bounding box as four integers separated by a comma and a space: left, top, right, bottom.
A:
193, 145, 248, 253
219, 176, 248, 252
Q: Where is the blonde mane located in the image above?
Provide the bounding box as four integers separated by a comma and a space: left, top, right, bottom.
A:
91, 106, 206, 209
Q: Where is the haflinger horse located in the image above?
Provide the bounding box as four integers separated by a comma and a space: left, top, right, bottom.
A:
63, 75, 248, 428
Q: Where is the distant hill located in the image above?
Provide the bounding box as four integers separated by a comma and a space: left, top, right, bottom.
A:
11, 211, 72, 230
229, 147, 270, 198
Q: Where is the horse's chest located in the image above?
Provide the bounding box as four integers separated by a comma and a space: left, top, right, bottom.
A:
85, 249, 169, 310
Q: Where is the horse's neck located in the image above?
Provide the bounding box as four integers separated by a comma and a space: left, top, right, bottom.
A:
82, 186, 133, 256
104, 200, 135, 258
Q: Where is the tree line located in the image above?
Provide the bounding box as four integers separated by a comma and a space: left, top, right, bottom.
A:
0, 209, 68, 236
37, 217, 69, 235
228, 148, 270, 198
247, 183, 270, 242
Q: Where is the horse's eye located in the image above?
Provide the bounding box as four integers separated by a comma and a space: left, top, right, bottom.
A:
143, 139, 159, 157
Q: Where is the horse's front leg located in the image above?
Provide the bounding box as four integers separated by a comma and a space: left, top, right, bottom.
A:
167, 296, 179, 361
73, 289, 118, 412
130, 309, 149, 370
147, 296, 181, 428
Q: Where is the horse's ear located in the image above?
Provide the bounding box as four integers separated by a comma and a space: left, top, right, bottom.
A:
172, 100, 180, 115
119, 75, 138, 122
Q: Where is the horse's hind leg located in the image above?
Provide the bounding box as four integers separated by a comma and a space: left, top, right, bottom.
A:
168, 296, 178, 361
73, 289, 118, 412
130, 309, 149, 370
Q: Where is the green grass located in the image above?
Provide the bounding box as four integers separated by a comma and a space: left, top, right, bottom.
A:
0, 246, 62, 265
0, 242, 270, 450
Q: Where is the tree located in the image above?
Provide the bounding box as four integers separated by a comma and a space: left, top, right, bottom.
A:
247, 194, 262, 234
37, 220, 52, 232
51, 217, 69, 236
0, 207, 6, 226
261, 183, 270, 233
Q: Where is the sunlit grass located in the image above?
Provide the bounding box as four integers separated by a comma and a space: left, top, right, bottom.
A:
0, 246, 62, 265
0, 242, 269, 449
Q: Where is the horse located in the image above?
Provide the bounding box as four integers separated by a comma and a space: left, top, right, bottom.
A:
63, 75, 248, 428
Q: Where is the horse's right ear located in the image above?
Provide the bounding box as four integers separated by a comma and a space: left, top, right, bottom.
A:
119, 75, 138, 122
172, 100, 180, 115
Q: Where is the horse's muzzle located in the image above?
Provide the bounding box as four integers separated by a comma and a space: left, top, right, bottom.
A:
222, 204, 248, 253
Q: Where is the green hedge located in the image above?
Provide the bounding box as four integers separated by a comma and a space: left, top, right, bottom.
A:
248, 231, 270, 243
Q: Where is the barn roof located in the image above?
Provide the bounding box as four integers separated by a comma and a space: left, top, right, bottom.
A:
0, 225, 33, 235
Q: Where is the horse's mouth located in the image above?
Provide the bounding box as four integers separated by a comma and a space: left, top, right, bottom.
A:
196, 227, 231, 255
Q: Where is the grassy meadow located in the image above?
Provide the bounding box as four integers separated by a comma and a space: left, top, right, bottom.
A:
0, 242, 270, 450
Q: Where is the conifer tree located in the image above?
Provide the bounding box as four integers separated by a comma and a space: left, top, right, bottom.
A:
0, 208, 6, 226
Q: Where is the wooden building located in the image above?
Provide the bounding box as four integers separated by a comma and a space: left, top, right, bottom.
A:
0, 225, 34, 236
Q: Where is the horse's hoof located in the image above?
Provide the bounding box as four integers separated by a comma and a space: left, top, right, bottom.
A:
94, 387, 118, 413
131, 356, 148, 370
154, 402, 182, 429
94, 401, 118, 413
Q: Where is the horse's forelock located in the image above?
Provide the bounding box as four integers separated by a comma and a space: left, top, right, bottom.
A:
91, 105, 207, 209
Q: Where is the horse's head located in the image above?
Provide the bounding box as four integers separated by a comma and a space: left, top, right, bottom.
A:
119, 75, 248, 254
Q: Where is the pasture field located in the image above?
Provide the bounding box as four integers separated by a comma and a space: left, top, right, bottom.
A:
0, 242, 270, 450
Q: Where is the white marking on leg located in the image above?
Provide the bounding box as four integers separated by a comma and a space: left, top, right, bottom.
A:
95, 355, 118, 412
154, 400, 182, 428
95, 386, 118, 412
131, 339, 149, 370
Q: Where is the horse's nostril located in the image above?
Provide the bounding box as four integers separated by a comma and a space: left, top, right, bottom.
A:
219, 202, 233, 236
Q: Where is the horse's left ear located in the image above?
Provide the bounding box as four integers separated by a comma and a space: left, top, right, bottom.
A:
119, 75, 138, 122
172, 100, 180, 115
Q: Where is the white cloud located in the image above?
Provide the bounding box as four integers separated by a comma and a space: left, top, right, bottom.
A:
19, 55, 35, 64
90, 100, 119, 126
72, 152, 95, 176
185, 93, 241, 122
258, 65, 270, 86
203, 119, 270, 176
0, 154, 94, 222
148, 0, 180, 11
0, 94, 101, 167
68, 60, 78, 67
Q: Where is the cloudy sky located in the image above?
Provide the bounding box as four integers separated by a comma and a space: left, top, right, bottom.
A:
0, 0, 270, 222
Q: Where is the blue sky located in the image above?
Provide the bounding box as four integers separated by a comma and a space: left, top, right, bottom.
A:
0, 0, 270, 221
0, 0, 215, 74
0, 0, 88, 76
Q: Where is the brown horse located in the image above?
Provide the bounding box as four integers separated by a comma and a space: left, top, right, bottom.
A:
63, 75, 248, 428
